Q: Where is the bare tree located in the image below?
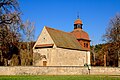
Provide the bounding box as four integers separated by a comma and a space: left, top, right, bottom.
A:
20, 20, 35, 66
22, 20, 35, 51
0, 0, 22, 66
0, 0, 20, 25
103, 14, 120, 67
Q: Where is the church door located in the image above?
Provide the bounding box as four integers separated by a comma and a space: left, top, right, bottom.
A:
43, 61, 47, 66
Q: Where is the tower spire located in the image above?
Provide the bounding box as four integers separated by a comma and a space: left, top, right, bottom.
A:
77, 12, 79, 19
74, 12, 83, 29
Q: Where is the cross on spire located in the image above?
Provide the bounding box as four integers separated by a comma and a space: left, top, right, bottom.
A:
77, 12, 80, 19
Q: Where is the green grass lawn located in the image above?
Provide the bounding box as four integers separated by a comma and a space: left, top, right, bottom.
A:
0, 75, 120, 80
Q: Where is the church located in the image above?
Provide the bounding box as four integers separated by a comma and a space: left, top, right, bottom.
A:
33, 18, 91, 66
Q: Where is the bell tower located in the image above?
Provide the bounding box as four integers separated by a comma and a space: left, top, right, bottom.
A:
71, 16, 90, 50
74, 14, 83, 29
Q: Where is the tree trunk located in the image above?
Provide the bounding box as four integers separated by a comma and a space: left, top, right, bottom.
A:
104, 53, 106, 67
118, 50, 120, 67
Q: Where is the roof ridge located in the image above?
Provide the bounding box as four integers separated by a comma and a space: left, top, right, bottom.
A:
45, 26, 72, 35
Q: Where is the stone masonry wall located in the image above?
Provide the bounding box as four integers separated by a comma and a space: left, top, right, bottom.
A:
33, 48, 88, 66
0, 66, 120, 75
0, 66, 88, 75
90, 67, 120, 75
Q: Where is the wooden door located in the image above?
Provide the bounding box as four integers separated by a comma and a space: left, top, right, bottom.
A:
43, 61, 47, 66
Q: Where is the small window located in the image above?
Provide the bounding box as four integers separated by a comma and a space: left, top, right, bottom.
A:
84, 43, 88, 48
86, 43, 88, 48
84, 43, 86, 47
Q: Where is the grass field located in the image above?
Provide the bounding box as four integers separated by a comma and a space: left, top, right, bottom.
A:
0, 75, 120, 80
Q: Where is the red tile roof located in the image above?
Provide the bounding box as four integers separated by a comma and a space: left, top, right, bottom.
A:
45, 27, 83, 50
71, 28, 90, 40
74, 19, 82, 24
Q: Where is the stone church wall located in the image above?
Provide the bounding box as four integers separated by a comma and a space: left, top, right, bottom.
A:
33, 48, 88, 66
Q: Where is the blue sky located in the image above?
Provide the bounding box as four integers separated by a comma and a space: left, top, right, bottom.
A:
19, 0, 120, 45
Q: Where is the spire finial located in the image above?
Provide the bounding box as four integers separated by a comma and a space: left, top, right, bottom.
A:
77, 12, 79, 19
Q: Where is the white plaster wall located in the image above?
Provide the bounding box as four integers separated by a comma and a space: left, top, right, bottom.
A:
87, 51, 90, 65
33, 27, 55, 49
